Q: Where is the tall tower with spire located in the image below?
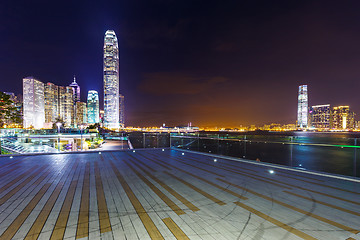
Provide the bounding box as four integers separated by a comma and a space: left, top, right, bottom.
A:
103, 30, 120, 129
69, 75, 80, 103
69, 76, 81, 127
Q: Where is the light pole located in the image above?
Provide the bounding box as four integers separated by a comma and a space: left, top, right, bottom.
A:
80, 125, 84, 151
56, 122, 62, 152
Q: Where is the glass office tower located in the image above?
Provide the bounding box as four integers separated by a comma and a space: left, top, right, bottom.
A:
103, 30, 120, 129
297, 85, 308, 129
23, 77, 45, 129
87, 90, 99, 124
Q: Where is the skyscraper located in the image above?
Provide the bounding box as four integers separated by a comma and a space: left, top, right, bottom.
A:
69, 76, 80, 103
69, 76, 80, 127
44, 82, 59, 126
87, 90, 99, 124
59, 86, 74, 127
23, 77, 45, 129
103, 30, 120, 129
297, 85, 308, 129
331, 106, 355, 130
76, 101, 87, 126
119, 94, 125, 128
309, 104, 330, 129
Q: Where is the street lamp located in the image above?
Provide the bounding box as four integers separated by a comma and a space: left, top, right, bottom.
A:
80, 124, 84, 151
56, 122, 62, 152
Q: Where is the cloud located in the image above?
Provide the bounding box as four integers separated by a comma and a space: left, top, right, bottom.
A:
138, 72, 228, 95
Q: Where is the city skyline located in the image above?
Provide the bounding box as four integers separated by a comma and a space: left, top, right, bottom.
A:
3, 1, 360, 127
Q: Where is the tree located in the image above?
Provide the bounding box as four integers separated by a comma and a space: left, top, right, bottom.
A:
0, 92, 21, 128
87, 123, 100, 130
52, 118, 65, 130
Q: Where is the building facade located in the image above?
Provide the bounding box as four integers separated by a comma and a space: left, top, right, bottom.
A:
103, 30, 120, 129
331, 106, 355, 130
2, 92, 22, 127
297, 85, 308, 129
59, 86, 74, 127
69, 76, 80, 103
23, 77, 45, 129
44, 82, 59, 126
76, 102, 87, 126
69, 76, 80, 127
309, 104, 331, 129
87, 90, 99, 124
119, 94, 125, 128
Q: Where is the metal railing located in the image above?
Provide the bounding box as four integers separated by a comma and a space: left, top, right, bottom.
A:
170, 133, 360, 178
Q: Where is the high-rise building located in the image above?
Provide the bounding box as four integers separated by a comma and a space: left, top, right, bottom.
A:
99, 110, 104, 123
23, 77, 45, 129
59, 86, 74, 127
69, 76, 80, 103
103, 30, 120, 129
44, 82, 59, 126
119, 94, 125, 128
69, 76, 81, 127
331, 106, 355, 130
297, 85, 308, 128
87, 90, 99, 124
2, 92, 22, 127
309, 104, 330, 129
76, 102, 87, 126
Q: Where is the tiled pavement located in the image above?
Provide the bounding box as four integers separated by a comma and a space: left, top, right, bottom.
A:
0, 149, 359, 240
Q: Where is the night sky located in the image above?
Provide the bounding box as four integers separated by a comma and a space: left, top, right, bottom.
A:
1, 1, 360, 127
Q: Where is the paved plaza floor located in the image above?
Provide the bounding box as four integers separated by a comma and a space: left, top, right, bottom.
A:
0, 149, 359, 239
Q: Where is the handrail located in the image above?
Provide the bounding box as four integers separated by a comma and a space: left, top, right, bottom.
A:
170, 135, 360, 149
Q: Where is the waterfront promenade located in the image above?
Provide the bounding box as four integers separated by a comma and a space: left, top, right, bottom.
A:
0, 149, 358, 239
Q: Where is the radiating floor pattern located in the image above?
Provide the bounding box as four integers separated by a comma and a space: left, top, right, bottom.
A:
0, 149, 359, 240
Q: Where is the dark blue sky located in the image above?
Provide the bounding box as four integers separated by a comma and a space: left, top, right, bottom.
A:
2, 0, 360, 127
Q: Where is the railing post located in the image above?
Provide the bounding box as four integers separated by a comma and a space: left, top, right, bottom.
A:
169, 133, 172, 148
122, 132, 124, 150
197, 132, 200, 151
354, 138, 357, 177
143, 133, 145, 148
290, 136, 293, 167
157, 133, 159, 148
243, 135, 246, 158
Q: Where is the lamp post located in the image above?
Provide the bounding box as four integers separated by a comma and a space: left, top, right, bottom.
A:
80, 125, 84, 151
56, 122, 62, 152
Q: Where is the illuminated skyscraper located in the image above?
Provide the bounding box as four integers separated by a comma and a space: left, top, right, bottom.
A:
331, 106, 355, 130
23, 77, 45, 129
103, 30, 120, 129
44, 82, 59, 126
309, 104, 330, 129
297, 85, 308, 128
119, 94, 125, 128
69, 76, 81, 127
69, 76, 80, 103
76, 102, 87, 126
87, 90, 99, 124
59, 86, 74, 127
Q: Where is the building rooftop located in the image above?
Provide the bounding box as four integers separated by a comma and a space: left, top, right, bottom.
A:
0, 149, 359, 239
